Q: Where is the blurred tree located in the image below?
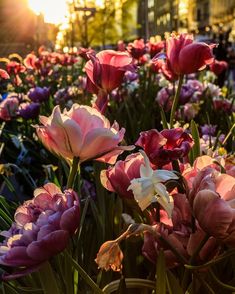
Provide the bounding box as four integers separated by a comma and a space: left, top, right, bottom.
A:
66, 0, 138, 48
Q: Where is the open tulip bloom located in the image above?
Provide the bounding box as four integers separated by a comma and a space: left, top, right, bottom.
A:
36, 104, 133, 164
0, 183, 80, 280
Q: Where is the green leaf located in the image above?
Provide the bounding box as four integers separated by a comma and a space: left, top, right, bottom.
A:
190, 120, 200, 162
156, 249, 166, 294
64, 250, 103, 294
166, 271, 184, 294
160, 106, 169, 129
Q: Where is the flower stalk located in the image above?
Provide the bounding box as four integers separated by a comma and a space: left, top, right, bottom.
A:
170, 75, 184, 128
38, 262, 61, 294
67, 157, 80, 189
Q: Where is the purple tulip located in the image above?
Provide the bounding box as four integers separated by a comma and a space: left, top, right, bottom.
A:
19, 102, 40, 119
200, 124, 217, 136
0, 183, 80, 280
28, 87, 50, 103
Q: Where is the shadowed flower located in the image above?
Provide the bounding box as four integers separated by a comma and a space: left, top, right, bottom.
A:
100, 152, 144, 199
136, 128, 194, 167
0, 183, 80, 280
18, 102, 40, 120
193, 183, 235, 246
95, 240, 123, 271
28, 87, 50, 103
142, 193, 218, 268
36, 104, 133, 164
128, 151, 178, 216
209, 60, 228, 76
127, 39, 146, 59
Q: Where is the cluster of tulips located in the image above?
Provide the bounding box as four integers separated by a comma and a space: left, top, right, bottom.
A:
0, 33, 234, 293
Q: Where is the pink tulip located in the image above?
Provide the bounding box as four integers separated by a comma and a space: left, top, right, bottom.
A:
0, 69, 10, 79
100, 152, 144, 199
36, 104, 133, 164
0, 97, 19, 121
0, 183, 80, 280
193, 187, 235, 246
85, 50, 134, 92
85, 50, 134, 112
142, 193, 218, 267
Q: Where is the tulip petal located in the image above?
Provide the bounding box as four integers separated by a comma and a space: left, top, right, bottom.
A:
27, 230, 69, 261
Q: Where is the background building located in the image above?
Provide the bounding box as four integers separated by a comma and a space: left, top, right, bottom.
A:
137, 0, 235, 42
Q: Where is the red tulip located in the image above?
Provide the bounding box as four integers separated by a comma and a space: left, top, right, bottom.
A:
147, 40, 165, 58
136, 128, 194, 167
209, 60, 228, 76
153, 34, 214, 80
127, 39, 146, 59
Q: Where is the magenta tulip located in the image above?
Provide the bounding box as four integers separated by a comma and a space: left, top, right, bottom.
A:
100, 152, 144, 199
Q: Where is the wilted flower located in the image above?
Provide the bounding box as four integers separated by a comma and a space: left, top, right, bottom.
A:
95, 240, 123, 271
136, 128, 194, 167
18, 102, 40, 119
128, 151, 178, 216
36, 104, 133, 164
28, 87, 50, 103
101, 152, 144, 199
0, 97, 19, 121
0, 183, 80, 280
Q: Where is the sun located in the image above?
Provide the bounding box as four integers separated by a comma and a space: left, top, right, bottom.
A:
27, 0, 68, 24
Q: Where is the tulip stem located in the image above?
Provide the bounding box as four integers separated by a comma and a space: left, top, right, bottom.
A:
182, 233, 210, 291
67, 157, 80, 189
170, 75, 184, 128
38, 262, 61, 294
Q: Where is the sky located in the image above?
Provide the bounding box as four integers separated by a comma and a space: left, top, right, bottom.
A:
28, 0, 68, 24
